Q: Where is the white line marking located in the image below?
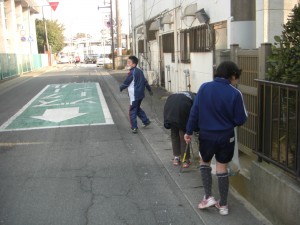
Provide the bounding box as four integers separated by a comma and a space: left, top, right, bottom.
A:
0, 83, 114, 132
96, 83, 114, 124
0, 85, 49, 130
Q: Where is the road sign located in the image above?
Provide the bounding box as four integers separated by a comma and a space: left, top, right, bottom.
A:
0, 83, 114, 131
27, 35, 34, 42
49, 1, 59, 11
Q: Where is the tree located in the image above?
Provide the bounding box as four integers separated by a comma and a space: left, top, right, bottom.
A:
267, 4, 300, 84
74, 33, 90, 39
35, 19, 65, 54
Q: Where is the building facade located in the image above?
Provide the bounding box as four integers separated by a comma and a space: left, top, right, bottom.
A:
0, 0, 41, 54
130, 0, 298, 92
129, 1, 300, 225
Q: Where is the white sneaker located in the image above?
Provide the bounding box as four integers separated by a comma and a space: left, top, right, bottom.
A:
215, 201, 229, 215
198, 196, 216, 209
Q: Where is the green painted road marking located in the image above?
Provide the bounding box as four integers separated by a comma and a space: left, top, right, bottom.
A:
0, 82, 114, 131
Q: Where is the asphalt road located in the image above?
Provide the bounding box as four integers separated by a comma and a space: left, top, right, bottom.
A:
0, 64, 204, 225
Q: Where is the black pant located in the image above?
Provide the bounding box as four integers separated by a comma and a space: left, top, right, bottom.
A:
171, 126, 190, 159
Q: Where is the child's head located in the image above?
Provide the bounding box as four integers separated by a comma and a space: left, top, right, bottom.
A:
127, 55, 139, 69
215, 61, 242, 81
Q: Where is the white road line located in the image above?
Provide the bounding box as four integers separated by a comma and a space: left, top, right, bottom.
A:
0, 85, 49, 130
96, 83, 114, 124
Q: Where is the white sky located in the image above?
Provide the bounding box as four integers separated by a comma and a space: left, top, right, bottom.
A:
38, 0, 129, 38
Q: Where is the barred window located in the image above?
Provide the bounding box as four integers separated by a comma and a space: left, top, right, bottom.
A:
162, 32, 174, 62
138, 40, 144, 53
190, 25, 212, 52
180, 30, 190, 63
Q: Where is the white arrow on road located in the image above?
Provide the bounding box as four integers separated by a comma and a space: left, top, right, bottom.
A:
32, 107, 87, 123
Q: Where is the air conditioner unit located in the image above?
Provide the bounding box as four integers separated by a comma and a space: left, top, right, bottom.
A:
182, 3, 197, 17
149, 20, 160, 31
161, 13, 173, 24
136, 27, 144, 34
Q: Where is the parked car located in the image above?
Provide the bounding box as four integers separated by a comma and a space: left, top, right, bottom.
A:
96, 54, 112, 67
58, 55, 70, 64
84, 54, 98, 64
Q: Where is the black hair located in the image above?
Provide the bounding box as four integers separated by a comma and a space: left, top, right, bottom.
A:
128, 55, 139, 65
215, 61, 242, 79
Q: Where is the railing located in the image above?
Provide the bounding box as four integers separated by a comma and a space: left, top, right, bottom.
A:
256, 79, 300, 178
0, 53, 49, 80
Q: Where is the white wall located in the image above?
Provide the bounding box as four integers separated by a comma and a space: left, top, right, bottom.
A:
256, 0, 298, 47
0, 1, 7, 53
132, 0, 299, 92
183, 52, 213, 93
230, 21, 256, 49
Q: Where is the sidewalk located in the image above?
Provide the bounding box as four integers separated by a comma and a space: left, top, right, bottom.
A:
107, 69, 272, 225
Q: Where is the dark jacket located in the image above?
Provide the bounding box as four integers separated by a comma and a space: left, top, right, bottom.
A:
120, 67, 151, 103
164, 91, 195, 130
186, 77, 248, 136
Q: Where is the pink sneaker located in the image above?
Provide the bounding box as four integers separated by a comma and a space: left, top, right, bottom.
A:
173, 157, 180, 166
182, 160, 191, 168
215, 201, 229, 215
198, 196, 216, 209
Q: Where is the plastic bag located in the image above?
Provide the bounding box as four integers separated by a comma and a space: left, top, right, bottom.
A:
227, 127, 240, 176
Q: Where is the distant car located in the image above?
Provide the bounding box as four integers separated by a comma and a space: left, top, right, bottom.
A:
58, 55, 70, 64
96, 54, 112, 67
84, 54, 98, 64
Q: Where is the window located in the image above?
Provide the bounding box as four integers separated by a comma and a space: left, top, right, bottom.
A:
190, 25, 213, 52
162, 32, 174, 62
138, 40, 144, 53
180, 30, 190, 63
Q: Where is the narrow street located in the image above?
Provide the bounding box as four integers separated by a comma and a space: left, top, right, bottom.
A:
0, 64, 204, 225
0, 64, 271, 225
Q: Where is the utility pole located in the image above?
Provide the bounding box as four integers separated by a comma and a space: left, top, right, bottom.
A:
110, 0, 115, 69
98, 0, 115, 69
41, 6, 51, 65
116, 0, 122, 56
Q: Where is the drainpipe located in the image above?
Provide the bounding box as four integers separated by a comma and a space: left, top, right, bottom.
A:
173, 2, 179, 92
183, 69, 190, 91
166, 65, 171, 91
143, 0, 147, 71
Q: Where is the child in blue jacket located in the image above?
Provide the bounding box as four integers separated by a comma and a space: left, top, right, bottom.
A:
120, 56, 153, 133
184, 61, 248, 215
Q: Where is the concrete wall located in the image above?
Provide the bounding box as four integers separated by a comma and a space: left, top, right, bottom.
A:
0, 0, 7, 53
256, 0, 298, 47
230, 21, 256, 49
231, 161, 300, 225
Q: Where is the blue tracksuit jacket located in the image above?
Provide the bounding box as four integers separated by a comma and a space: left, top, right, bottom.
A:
120, 67, 152, 104
186, 77, 248, 137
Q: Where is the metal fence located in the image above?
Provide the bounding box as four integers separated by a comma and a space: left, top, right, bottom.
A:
215, 44, 300, 178
236, 49, 259, 156
0, 53, 48, 80
0, 54, 18, 79
256, 80, 300, 178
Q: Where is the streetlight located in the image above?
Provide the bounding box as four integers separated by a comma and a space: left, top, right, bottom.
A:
98, 0, 115, 70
